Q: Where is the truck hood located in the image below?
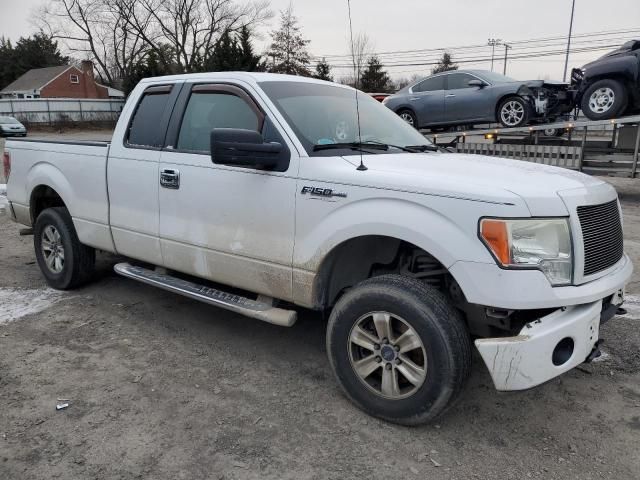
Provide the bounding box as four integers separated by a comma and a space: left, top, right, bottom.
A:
345, 152, 610, 216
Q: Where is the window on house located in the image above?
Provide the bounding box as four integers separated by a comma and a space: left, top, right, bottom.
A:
70, 74, 79, 84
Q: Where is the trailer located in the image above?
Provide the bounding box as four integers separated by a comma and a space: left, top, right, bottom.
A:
430, 115, 640, 178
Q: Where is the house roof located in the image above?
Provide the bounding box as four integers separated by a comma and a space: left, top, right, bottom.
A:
0, 65, 73, 93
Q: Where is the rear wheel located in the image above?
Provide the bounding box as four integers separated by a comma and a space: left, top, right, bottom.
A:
498, 96, 529, 128
326, 274, 471, 425
34, 207, 95, 290
581, 79, 628, 120
397, 109, 418, 129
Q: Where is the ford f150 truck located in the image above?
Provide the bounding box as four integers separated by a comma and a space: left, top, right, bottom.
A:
3, 73, 632, 425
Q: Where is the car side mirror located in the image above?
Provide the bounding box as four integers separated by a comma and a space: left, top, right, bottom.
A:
468, 79, 486, 88
210, 128, 282, 170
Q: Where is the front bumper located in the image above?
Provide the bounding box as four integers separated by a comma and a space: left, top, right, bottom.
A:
475, 291, 623, 391
450, 254, 632, 310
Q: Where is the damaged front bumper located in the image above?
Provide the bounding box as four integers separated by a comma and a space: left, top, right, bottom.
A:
475, 290, 623, 391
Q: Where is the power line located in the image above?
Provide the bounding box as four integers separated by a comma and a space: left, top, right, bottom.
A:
311, 27, 640, 61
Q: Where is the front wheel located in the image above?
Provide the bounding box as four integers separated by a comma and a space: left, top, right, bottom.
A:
497, 96, 529, 128
326, 274, 472, 425
34, 207, 95, 290
580, 79, 628, 120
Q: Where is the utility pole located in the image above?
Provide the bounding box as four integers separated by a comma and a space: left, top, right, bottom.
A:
488, 38, 502, 72
563, 0, 576, 82
502, 43, 512, 75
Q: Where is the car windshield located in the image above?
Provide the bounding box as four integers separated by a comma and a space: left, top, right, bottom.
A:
477, 71, 516, 84
0, 116, 20, 124
258, 81, 433, 156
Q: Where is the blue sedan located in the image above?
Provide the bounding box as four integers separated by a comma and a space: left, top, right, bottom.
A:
383, 70, 573, 130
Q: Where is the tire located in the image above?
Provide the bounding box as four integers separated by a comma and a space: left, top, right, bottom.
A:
543, 128, 565, 137
397, 109, 418, 129
34, 207, 95, 290
580, 79, 628, 120
326, 274, 472, 425
497, 96, 529, 128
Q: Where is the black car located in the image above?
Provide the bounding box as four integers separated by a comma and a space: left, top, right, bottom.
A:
571, 40, 640, 120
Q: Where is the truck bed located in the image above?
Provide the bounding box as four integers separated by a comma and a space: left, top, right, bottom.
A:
5, 137, 114, 252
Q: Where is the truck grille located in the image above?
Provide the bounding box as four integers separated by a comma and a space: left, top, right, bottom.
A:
577, 200, 623, 276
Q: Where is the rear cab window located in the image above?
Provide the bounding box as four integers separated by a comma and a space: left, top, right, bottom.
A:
126, 85, 174, 148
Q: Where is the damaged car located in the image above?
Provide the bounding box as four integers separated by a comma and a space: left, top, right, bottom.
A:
571, 39, 640, 120
383, 69, 574, 129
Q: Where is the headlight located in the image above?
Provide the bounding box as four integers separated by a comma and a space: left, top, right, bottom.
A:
480, 218, 572, 286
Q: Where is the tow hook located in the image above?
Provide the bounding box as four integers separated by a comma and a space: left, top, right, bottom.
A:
584, 339, 604, 363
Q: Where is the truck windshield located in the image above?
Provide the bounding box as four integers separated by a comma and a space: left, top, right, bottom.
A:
258, 81, 433, 156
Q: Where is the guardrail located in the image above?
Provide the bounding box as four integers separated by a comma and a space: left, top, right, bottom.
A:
0, 98, 125, 125
442, 114, 640, 178
456, 143, 582, 169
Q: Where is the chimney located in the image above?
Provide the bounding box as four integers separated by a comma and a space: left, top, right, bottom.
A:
81, 60, 94, 78
80, 60, 98, 99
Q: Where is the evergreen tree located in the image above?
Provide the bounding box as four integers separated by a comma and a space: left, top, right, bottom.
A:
0, 32, 68, 90
122, 49, 172, 94
267, 5, 311, 76
314, 58, 333, 81
236, 26, 264, 71
359, 56, 392, 92
432, 52, 458, 74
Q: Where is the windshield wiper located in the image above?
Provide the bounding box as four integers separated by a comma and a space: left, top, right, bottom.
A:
312, 142, 389, 152
358, 140, 439, 153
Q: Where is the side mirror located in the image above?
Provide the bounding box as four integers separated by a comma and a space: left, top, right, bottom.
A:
210, 128, 282, 170
468, 79, 486, 88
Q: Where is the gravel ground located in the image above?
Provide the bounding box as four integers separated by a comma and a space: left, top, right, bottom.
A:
1, 153, 640, 478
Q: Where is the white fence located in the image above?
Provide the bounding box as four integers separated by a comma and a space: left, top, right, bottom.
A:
0, 98, 125, 125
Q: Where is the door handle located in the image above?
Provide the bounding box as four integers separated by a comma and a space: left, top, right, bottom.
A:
445, 94, 456, 98
160, 169, 180, 189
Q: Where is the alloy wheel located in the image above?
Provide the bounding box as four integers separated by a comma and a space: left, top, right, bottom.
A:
500, 100, 525, 126
348, 311, 427, 399
400, 112, 415, 126
41, 225, 65, 273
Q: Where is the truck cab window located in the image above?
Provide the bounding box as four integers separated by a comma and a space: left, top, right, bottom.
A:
127, 90, 171, 148
177, 92, 259, 153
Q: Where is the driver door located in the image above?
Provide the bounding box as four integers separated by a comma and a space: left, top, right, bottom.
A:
158, 82, 297, 300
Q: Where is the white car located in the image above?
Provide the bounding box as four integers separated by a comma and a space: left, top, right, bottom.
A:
0, 116, 27, 137
3, 73, 631, 424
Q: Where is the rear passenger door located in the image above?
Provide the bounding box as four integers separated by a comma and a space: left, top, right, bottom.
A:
157, 82, 297, 300
408, 75, 445, 126
107, 83, 181, 265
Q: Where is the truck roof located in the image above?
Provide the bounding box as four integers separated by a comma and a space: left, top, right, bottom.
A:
139, 71, 346, 88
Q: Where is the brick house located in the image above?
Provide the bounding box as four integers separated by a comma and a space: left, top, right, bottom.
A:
0, 61, 123, 99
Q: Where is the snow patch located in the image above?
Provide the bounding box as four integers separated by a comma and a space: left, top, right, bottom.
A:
0, 287, 65, 325
622, 294, 640, 320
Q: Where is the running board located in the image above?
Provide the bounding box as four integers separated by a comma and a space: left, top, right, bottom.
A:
114, 263, 297, 327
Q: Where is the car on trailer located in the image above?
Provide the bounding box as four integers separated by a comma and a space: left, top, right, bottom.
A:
382, 69, 574, 130
571, 40, 640, 120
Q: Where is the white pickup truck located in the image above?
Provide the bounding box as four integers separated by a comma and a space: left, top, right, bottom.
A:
3, 73, 632, 424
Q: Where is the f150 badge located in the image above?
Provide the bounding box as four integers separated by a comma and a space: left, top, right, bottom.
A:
301, 186, 347, 198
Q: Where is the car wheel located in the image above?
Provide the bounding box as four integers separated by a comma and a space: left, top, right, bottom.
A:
498, 96, 529, 128
326, 274, 472, 425
34, 207, 95, 290
543, 128, 565, 137
397, 109, 418, 129
581, 79, 628, 120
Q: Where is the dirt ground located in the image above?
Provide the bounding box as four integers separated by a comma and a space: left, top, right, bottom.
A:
1, 164, 640, 479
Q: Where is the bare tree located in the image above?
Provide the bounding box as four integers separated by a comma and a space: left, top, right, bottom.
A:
349, 32, 372, 88
37, 0, 272, 84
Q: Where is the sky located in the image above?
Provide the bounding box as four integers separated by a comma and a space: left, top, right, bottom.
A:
1, 0, 639, 82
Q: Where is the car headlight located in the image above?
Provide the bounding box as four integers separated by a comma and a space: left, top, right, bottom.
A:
479, 218, 572, 286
